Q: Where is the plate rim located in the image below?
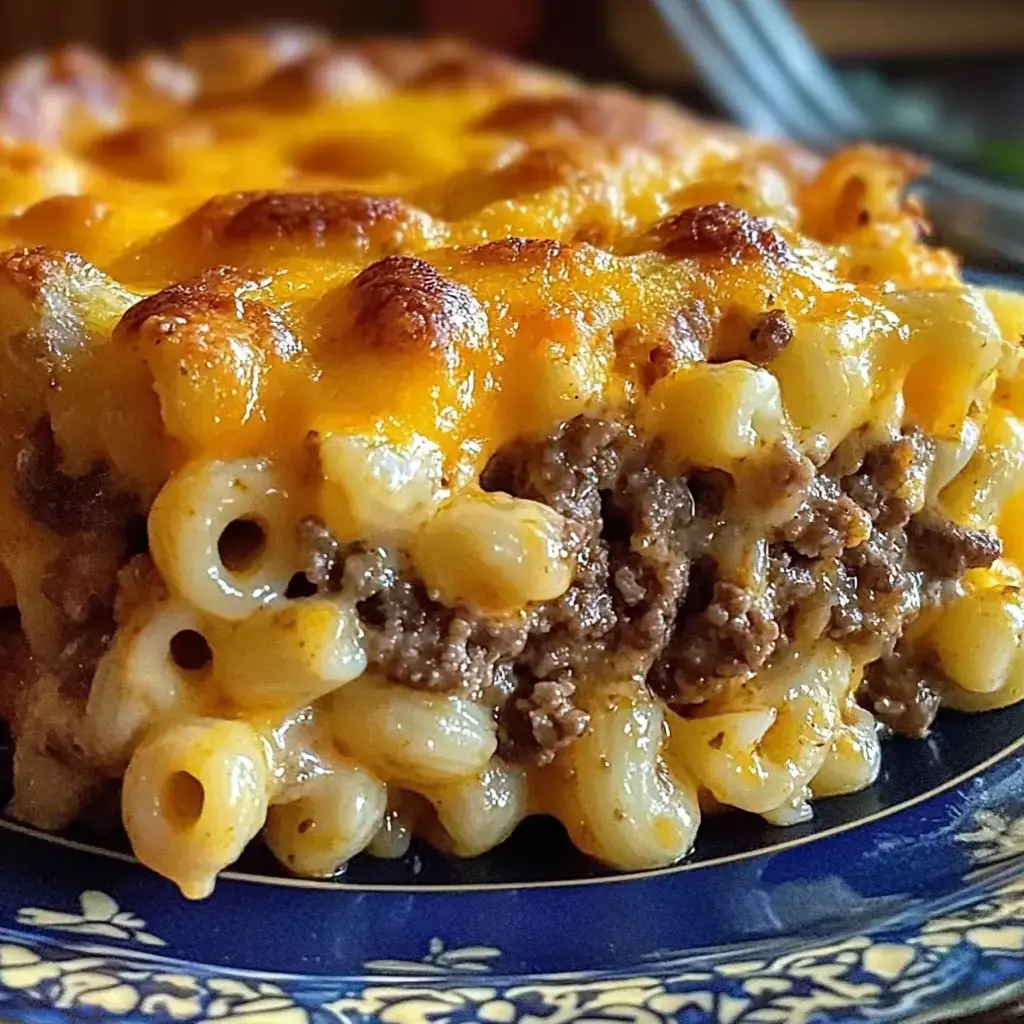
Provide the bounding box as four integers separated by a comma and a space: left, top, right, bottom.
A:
6, 746, 1024, 1023
3, 725, 1022, 896
5, 846, 1024, 1024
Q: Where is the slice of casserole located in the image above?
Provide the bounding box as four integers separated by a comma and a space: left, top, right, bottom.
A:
0, 29, 1021, 897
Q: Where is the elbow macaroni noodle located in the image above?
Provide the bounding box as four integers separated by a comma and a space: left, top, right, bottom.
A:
148, 459, 299, 620
122, 718, 271, 899
84, 598, 205, 769
410, 492, 577, 614
315, 431, 447, 542
420, 759, 528, 858
556, 686, 701, 871
1, 30, 1024, 898
210, 597, 367, 712
264, 759, 387, 878
328, 677, 498, 786
640, 361, 785, 470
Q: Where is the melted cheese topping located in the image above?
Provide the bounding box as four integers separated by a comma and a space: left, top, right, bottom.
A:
0, 34, 977, 487
3, 28, 1024, 898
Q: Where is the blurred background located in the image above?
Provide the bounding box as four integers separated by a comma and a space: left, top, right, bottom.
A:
2, 0, 1024, 185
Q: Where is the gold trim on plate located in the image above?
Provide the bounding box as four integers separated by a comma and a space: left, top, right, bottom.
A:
2, 732, 1023, 893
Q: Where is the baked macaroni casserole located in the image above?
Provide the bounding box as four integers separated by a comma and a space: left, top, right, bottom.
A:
1, 27, 1023, 898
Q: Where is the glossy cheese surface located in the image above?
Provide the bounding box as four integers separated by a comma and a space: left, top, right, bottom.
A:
0, 29, 974, 504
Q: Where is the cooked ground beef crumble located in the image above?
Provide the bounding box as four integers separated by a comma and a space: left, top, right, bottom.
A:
10, 421, 142, 755
5, 413, 1003, 768
291, 415, 1001, 764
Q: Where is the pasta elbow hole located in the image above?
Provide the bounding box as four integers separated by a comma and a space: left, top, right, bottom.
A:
169, 629, 213, 673
285, 572, 318, 599
217, 517, 269, 574
164, 771, 205, 831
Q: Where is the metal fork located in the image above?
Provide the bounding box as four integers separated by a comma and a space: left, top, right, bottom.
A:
650, 0, 1024, 268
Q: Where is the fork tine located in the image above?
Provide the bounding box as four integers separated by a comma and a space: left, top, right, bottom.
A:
735, 0, 869, 136
688, 0, 845, 147
649, 0, 791, 138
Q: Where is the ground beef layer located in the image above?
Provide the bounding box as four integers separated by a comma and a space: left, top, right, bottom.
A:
294, 414, 1000, 765
7, 412, 1004, 771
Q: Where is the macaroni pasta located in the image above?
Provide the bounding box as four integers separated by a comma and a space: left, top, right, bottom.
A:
0, 28, 1022, 897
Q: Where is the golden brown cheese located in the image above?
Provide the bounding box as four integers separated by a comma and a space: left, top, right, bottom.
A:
0, 26, 994, 568
0, 29, 1002, 629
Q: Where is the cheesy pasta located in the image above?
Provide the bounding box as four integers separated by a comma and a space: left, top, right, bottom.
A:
0, 27, 1023, 898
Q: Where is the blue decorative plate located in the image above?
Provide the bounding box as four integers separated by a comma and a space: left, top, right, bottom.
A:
3, 269, 1024, 1024
3, 701, 1024, 1023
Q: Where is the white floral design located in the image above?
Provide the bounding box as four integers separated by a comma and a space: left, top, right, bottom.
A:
363, 937, 502, 976
16, 891, 165, 947
6, 800, 1024, 1024
958, 809, 1024, 863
